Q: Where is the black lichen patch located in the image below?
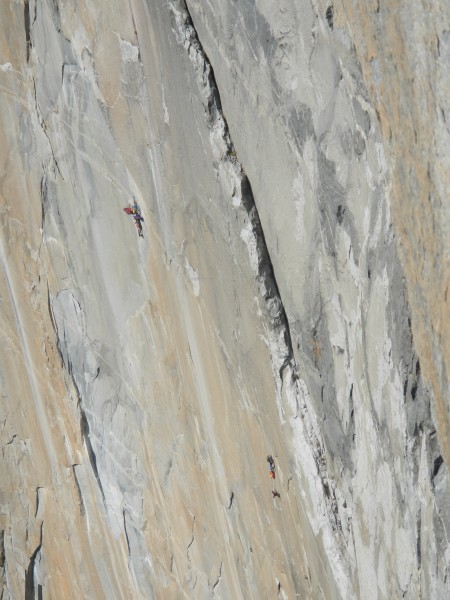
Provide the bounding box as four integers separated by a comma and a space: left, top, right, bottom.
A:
326, 6, 334, 30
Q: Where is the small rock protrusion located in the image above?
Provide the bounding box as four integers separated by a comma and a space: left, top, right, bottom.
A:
432, 455, 444, 481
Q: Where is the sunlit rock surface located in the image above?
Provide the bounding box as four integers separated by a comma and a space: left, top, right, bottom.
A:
0, 1, 449, 598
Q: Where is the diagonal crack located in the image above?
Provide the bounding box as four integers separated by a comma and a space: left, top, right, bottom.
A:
24, 521, 43, 600
123, 509, 131, 557
211, 560, 223, 594
187, 515, 195, 554
47, 296, 106, 507
169, 0, 348, 568
72, 465, 86, 517
169, 0, 294, 375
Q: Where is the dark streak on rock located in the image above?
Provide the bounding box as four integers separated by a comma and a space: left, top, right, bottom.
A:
24, 0, 31, 62
72, 465, 86, 517
433, 455, 444, 481
0, 529, 5, 568
326, 6, 334, 30
186, 515, 196, 562
123, 509, 131, 557
46, 287, 63, 370
31, 76, 63, 180
34, 487, 42, 518
416, 511, 422, 570
80, 408, 106, 505
336, 204, 345, 224
129, 5, 142, 62
40, 174, 47, 231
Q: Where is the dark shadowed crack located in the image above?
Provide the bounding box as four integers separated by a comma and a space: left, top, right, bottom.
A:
24, 0, 31, 61
211, 561, 223, 595
34, 487, 43, 518
169, 0, 347, 563
185, 515, 196, 587
32, 77, 63, 180
0, 528, 6, 596
416, 510, 422, 571
72, 465, 86, 517
123, 509, 131, 557
0, 530, 4, 569
25, 521, 43, 600
187, 516, 195, 555
79, 407, 106, 505
169, 0, 294, 374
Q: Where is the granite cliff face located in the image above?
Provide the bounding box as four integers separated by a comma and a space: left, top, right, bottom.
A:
0, 1, 449, 598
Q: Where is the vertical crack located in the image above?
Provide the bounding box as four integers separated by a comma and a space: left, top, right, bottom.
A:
24, 0, 31, 61
34, 487, 43, 518
0, 529, 6, 596
123, 509, 131, 557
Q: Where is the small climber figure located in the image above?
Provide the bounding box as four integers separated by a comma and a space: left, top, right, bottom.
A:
267, 455, 276, 472
269, 470, 275, 479
272, 490, 281, 499
124, 200, 145, 238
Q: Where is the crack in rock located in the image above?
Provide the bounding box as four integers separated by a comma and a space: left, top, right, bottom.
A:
47, 293, 106, 506
72, 465, 85, 517
169, 0, 349, 576
34, 487, 43, 519
211, 560, 223, 594
123, 509, 131, 558
24, 0, 33, 62
79, 400, 106, 506
0, 529, 6, 597
24, 521, 43, 600
186, 516, 195, 555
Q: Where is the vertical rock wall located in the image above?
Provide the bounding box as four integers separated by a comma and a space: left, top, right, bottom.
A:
336, 0, 450, 492
0, 0, 448, 598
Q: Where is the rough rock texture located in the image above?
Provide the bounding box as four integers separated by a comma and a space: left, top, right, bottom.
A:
0, 0, 448, 598
335, 0, 450, 486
